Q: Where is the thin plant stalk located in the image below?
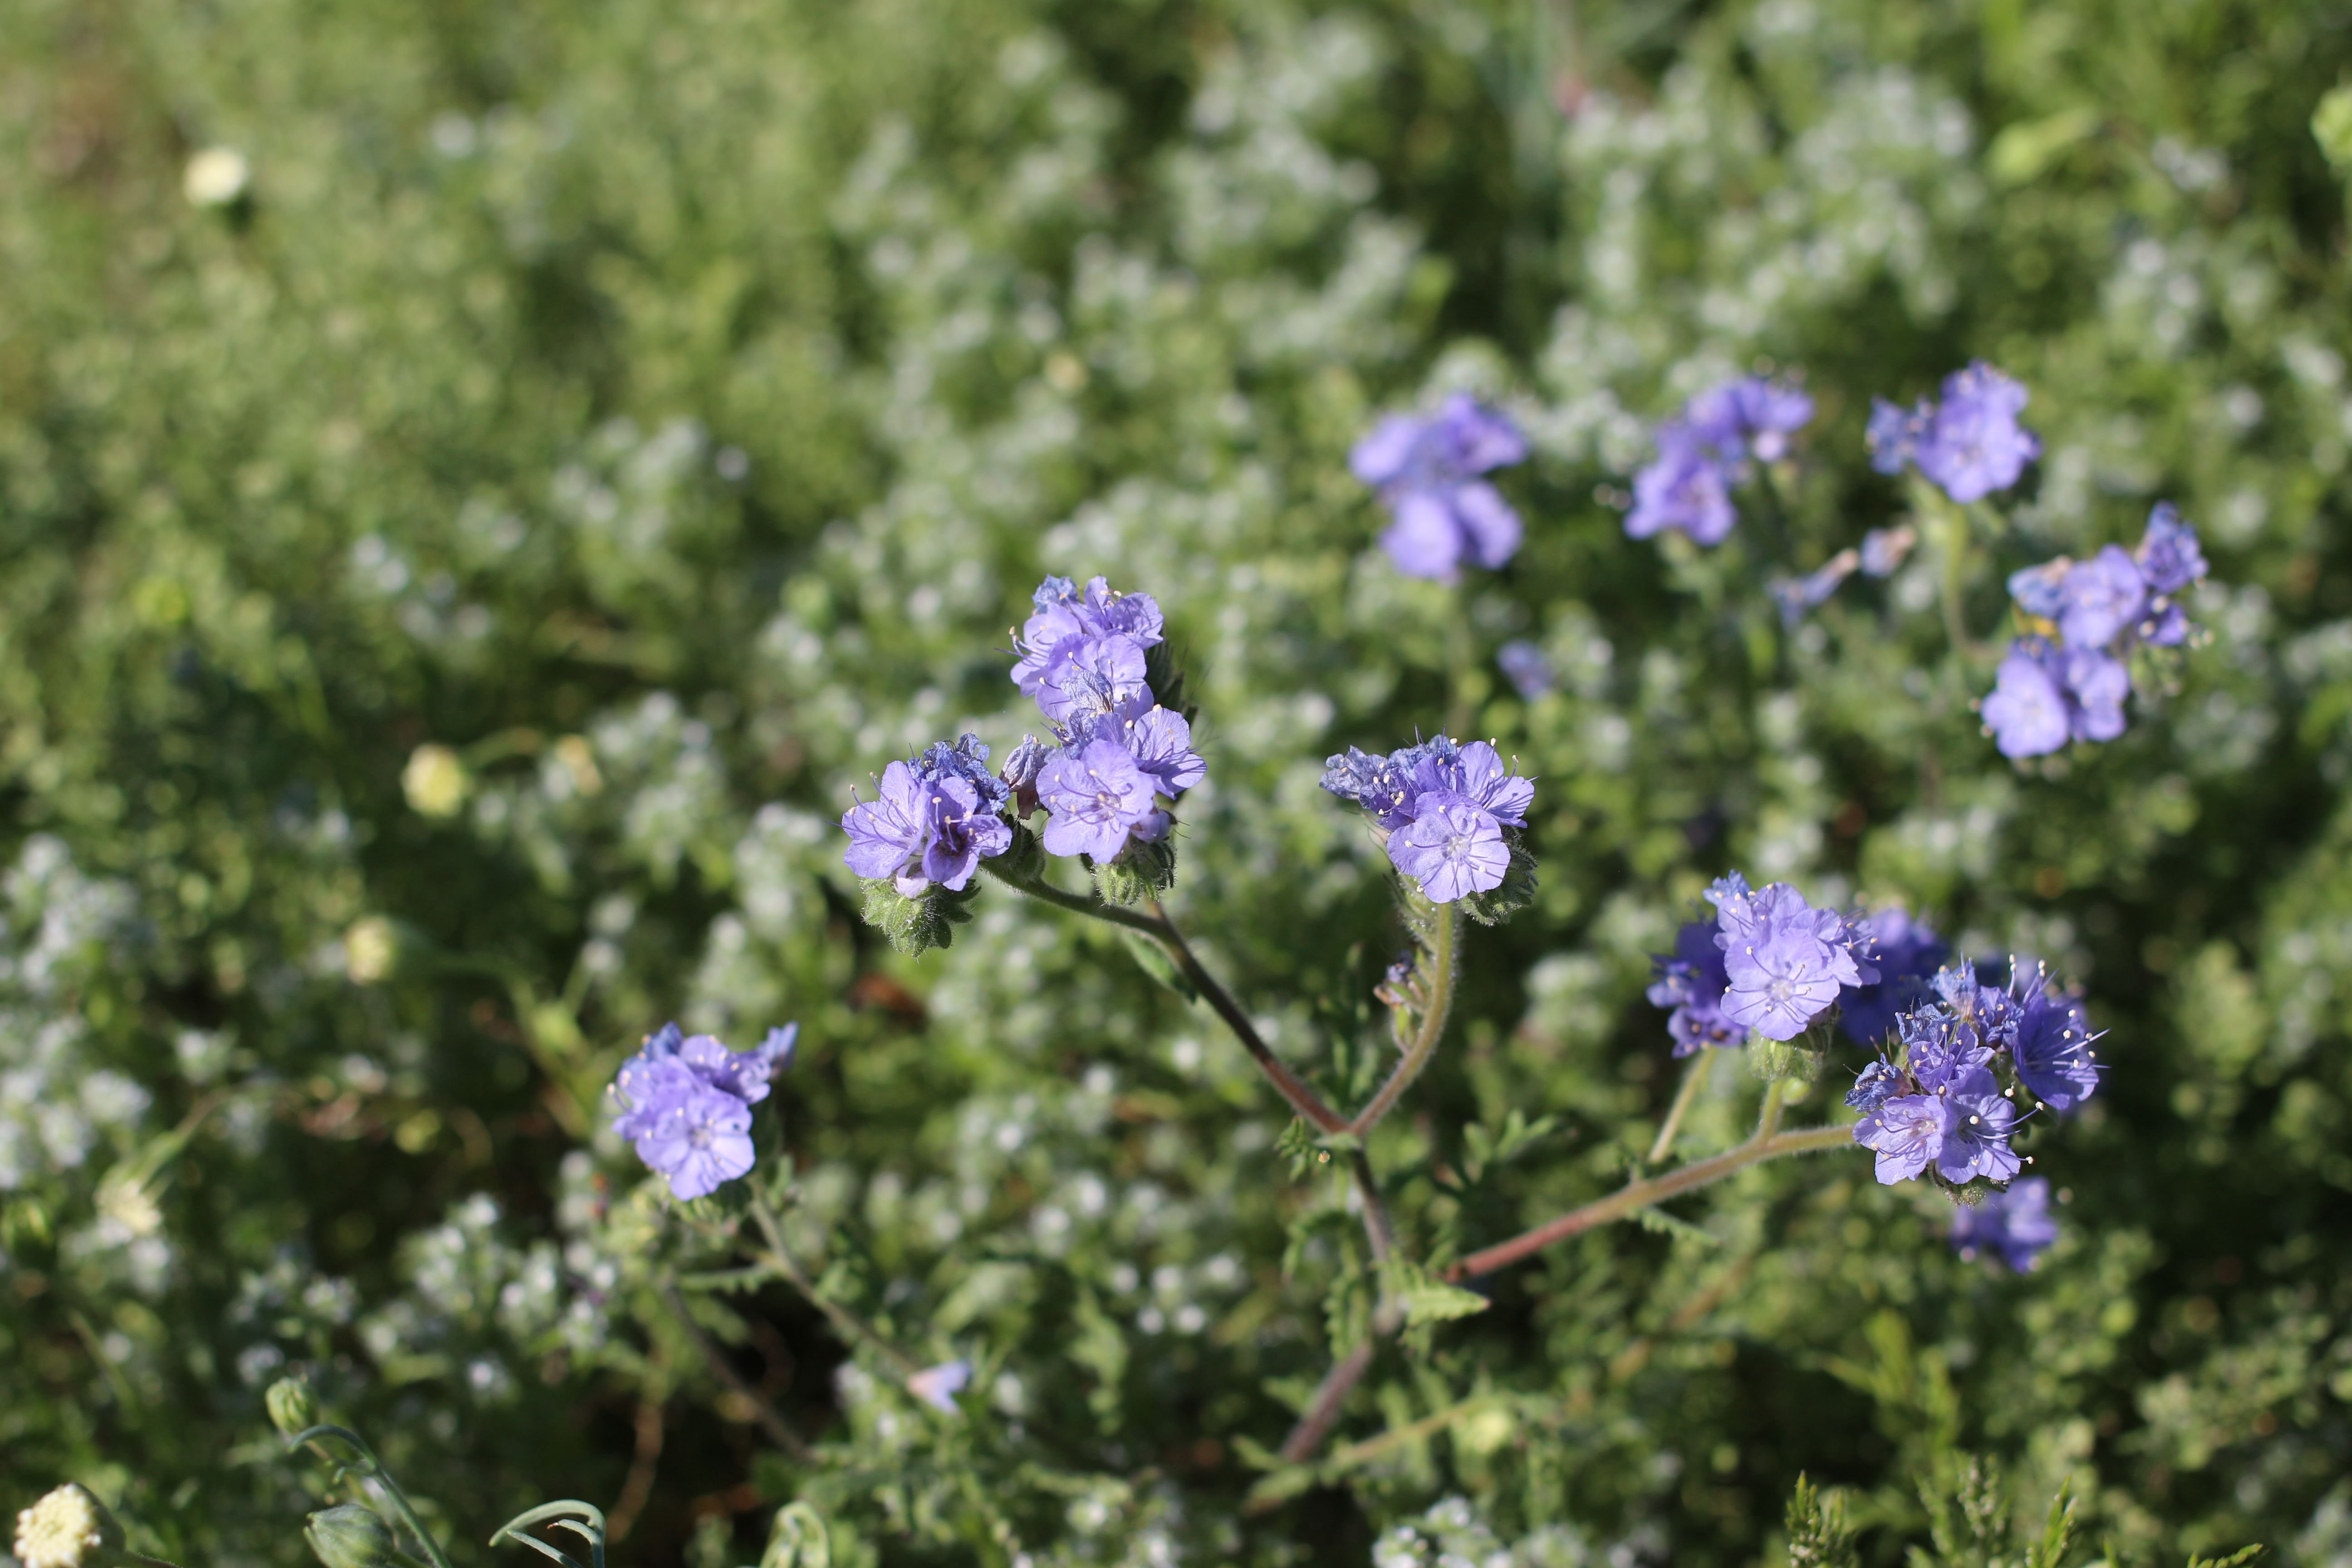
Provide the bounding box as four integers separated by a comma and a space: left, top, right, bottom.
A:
1646, 1048, 1717, 1165
746, 1189, 923, 1379
1347, 901, 1458, 1136
1449, 1089, 1846, 1281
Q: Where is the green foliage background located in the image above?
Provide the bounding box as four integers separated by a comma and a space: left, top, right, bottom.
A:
4, 0, 2351, 1564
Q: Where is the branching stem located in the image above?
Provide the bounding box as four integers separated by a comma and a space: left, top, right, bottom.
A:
1449, 1105, 1848, 1281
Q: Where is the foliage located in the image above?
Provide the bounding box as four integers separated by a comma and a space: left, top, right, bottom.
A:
2, 0, 2348, 1564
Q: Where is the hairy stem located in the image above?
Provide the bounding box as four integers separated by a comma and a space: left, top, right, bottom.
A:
1347, 902, 1458, 1136
1646, 1048, 1717, 1165
747, 1190, 923, 1378
1448, 1118, 1852, 1281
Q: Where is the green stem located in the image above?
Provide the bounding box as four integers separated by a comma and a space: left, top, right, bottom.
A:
1347, 902, 1458, 1136
285, 1426, 456, 1568
1646, 1049, 1717, 1165
1448, 1117, 1852, 1281
1445, 612, 1476, 740
746, 1190, 923, 1379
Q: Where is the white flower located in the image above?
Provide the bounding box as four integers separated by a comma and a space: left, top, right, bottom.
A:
182, 147, 250, 207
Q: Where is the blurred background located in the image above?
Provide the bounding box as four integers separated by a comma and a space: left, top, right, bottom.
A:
5, 0, 2352, 1564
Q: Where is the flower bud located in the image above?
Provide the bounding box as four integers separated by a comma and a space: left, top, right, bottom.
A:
304, 1506, 396, 1568
265, 1374, 317, 1438
15, 1485, 124, 1568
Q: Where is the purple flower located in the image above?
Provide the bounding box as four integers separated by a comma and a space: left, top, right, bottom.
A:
1901, 1007, 1996, 1092
1648, 919, 1744, 1055
2010, 974, 2102, 1111
842, 760, 937, 894
1845, 1059, 1903, 1113
2135, 502, 2208, 596
1321, 736, 1532, 833
1910, 363, 2040, 504
1980, 641, 2073, 758
1037, 740, 1168, 861
607, 1021, 797, 1201
633, 1083, 755, 1200
2059, 645, 2129, 742
1389, 799, 1511, 903
1715, 883, 1868, 1041
2005, 560, 2071, 620
1406, 739, 1534, 828
1950, 1177, 2059, 1271
1685, 376, 1815, 463
2057, 545, 2148, 648
1838, 907, 1949, 1048
1352, 394, 1528, 580
906, 1360, 972, 1414
917, 775, 1014, 892
1011, 576, 1164, 700
1625, 427, 1736, 545
1069, 698, 1205, 799
1000, 734, 1049, 814
1855, 1093, 1949, 1184
1936, 1069, 2021, 1183
843, 739, 1020, 892
915, 734, 1013, 815
1035, 634, 1152, 726
1497, 641, 1554, 701
1866, 398, 1926, 475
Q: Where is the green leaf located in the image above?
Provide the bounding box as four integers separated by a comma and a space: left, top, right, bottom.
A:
1119, 929, 1196, 1001
1634, 1206, 1718, 1246
1392, 1260, 1491, 1325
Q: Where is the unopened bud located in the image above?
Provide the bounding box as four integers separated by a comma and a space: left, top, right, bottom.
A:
15, 1485, 125, 1568
265, 1374, 317, 1438
304, 1506, 396, 1568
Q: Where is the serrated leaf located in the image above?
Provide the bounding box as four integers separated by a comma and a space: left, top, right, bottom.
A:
1391, 1259, 1490, 1324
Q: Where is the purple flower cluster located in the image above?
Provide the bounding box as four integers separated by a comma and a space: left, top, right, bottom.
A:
842, 735, 1016, 896
1980, 504, 2210, 758
1321, 735, 1534, 904
1625, 376, 1815, 546
1848, 959, 2103, 1190
608, 1022, 797, 1200
1950, 1176, 2060, 1271
1646, 874, 1886, 1051
1867, 362, 2041, 504
1352, 394, 1529, 581
838, 575, 1206, 895
1010, 575, 1205, 862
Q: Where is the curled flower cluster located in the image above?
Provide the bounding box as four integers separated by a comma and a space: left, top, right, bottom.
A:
608, 1021, 797, 1200
1848, 959, 2103, 1190
1867, 361, 2041, 504
1352, 394, 1528, 581
839, 574, 1205, 905
1950, 1175, 2060, 1271
1647, 875, 1929, 1051
1625, 375, 1814, 545
1981, 503, 2210, 758
1011, 575, 1205, 862
1320, 735, 1534, 904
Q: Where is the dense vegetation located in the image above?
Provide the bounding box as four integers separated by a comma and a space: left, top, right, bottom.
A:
5, 1, 2352, 1564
